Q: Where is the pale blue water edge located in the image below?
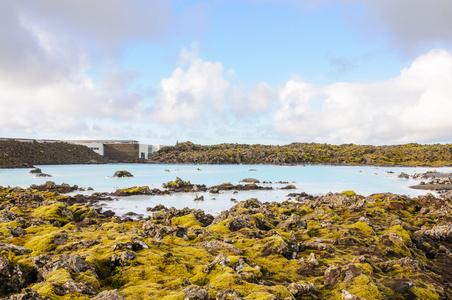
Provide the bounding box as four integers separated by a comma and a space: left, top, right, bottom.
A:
0, 164, 449, 216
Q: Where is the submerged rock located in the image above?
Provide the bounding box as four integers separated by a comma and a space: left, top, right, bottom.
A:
35, 173, 52, 178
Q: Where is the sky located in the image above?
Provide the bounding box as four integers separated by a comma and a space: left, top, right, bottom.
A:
1, 0, 452, 146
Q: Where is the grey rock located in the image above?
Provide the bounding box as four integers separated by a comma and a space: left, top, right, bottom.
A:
215, 289, 242, 300
92, 290, 125, 300
182, 286, 208, 300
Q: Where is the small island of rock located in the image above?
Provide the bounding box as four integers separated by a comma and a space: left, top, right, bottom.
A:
113, 170, 134, 178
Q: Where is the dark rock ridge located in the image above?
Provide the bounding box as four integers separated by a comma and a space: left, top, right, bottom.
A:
151, 141, 452, 166
0, 183, 452, 299
0, 140, 110, 168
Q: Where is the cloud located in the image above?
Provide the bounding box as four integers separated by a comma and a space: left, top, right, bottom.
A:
274, 49, 452, 144
7, 0, 198, 54
230, 82, 277, 118
0, 1, 204, 138
151, 48, 230, 125
354, 0, 452, 53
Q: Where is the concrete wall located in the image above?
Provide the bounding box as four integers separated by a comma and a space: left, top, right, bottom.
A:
150, 144, 162, 154
104, 143, 139, 161
139, 144, 151, 159
71, 142, 104, 156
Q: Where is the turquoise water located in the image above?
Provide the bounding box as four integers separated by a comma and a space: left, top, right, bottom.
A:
0, 164, 448, 216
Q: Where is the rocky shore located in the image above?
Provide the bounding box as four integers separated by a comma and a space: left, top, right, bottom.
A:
399, 171, 452, 192
0, 181, 451, 299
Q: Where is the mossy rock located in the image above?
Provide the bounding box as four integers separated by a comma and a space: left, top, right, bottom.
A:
113, 170, 134, 178
24, 231, 67, 252
341, 190, 356, 197
384, 225, 412, 243
32, 202, 72, 224
208, 219, 232, 235
171, 214, 203, 229
347, 221, 374, 235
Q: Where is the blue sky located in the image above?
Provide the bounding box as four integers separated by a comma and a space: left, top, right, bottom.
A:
1, 0, 452, 145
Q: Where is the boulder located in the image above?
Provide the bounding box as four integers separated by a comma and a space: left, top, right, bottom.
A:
92, 290, 125, 300
341, 290, 368, 300
31, 254, 96, 279
281, 184, 296, 190
287, 282, 317, 297
55, 281, 95, 296
29, 168, 42, 174
182, 286, 209, 300
0, 243, 32, 256
203, 253, 230, 273
324, 265, 341, 287
240, 178, 260, 183
215, 289, 242, 300
8, 227, 27, 237
1, 288, 45, 300
113, 170, 133, 178
0, 257, 36, 295
276, 214, 307, 231
196, 241, 242, 255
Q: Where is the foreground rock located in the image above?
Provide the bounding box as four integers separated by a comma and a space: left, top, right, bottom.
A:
0, 185, 451, 299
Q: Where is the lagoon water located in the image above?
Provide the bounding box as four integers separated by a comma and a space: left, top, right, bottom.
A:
1, 164, 449, 217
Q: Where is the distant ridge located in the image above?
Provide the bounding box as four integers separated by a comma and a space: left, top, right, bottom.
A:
151, 141, 452, 166
0, 139, 110, 168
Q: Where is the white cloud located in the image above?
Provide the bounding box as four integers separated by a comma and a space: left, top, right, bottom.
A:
274, 49, 452, 144
231, 82, 277, 117
151, 51, 230, 125
0, 1, 204, 139
354, 0, 452, 54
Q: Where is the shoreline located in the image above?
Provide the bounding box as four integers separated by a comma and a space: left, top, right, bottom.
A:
0, 183, 451, 299
2, 161, 452, 170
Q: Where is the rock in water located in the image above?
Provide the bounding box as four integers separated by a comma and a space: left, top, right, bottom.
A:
35, 173, 52, 177
240, 178, 260, 183
113, 170, 133, 178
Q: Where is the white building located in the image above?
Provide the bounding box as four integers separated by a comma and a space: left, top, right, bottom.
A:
66, 140, 163, 159
139, 144, 164, 159
67, 141, 105, 156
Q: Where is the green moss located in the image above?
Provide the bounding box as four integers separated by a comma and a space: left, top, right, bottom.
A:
239, 266, 262, 281
385, 225, 412, 243
46, 268, 72, 284
160, 292, 186, 300
32, 202, 72, 224
411, 284, 439, 300
69, 203, 90, 221
171, 213, 202, 229
209, 267, 242, 289
9, 206, 25, 215
26, 224, 60, 235
30, 282, 59, 299
344, 274, 383, 300
341, 190, 356, 197
75, 270, 100, 291
347, 221, 374, 235
24, 231, 66, 252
